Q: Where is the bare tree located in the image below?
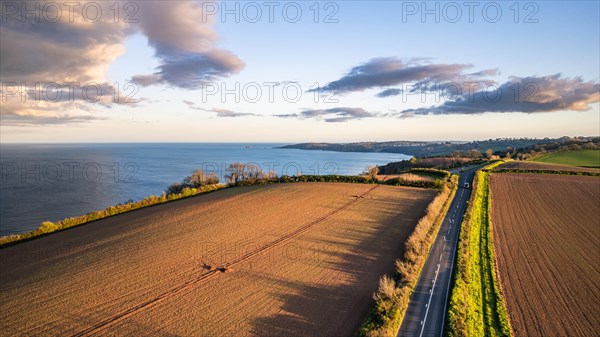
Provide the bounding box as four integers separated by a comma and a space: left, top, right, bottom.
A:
366, 165, 379, 181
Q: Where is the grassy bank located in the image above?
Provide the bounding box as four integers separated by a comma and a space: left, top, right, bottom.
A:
357, 174, 458, 337
446, 162, 511, 337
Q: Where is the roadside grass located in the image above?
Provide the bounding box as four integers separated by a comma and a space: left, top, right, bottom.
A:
358, 174, 458, 337
532, 149, 600, 167
447, 162, 512, 337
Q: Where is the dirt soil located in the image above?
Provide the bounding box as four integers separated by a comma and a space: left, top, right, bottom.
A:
490, 173, 600, 337
0, 182, 436, 337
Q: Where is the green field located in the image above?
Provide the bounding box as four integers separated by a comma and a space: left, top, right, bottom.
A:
533, 150, 600, 167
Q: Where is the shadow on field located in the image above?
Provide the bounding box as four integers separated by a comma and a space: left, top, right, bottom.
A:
249, 194, 425, 337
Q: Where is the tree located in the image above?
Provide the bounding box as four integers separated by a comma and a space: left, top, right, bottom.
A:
166, 182, 183, 194
183, 169, 219, 187
365, 166, 379, 181
225, 163, 246, 185
505, 152, 512, 160
485, 149, 494, 159
467, 149, 482, 158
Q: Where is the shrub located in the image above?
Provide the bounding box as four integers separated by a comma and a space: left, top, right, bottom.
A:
39, 221, 59, 233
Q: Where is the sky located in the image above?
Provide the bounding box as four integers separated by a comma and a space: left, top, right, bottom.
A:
1, 0, 599, 142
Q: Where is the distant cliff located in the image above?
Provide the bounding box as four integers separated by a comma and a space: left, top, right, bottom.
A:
278, 138, 569, 157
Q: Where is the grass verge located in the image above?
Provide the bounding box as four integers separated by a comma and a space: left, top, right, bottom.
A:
357, 174, 458, 337
446, 162, 512, 337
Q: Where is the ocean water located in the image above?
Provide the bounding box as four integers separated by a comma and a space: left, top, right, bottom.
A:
0, 143, 410, 236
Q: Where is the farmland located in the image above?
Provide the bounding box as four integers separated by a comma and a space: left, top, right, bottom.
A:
490, 173, 600, 337
532, 149, 600, 167
496, 160, 600, 174
0, 182, 436, 336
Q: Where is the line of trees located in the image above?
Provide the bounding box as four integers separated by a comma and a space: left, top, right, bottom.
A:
497, 136, 599, 160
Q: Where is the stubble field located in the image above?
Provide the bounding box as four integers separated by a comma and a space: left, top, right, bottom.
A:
490, 173, 600, 337
0, 182, 436, 336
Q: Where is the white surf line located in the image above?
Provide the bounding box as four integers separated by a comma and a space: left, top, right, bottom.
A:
419, 263, 441, 337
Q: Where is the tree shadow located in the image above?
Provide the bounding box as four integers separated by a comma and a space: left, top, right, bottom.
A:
249, 192, 429, 336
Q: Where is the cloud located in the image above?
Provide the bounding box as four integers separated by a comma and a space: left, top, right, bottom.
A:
310, 57, 496, 95
0, 1, 243, 125
376, 88, 403, 98
0, 102, 106, 126
211, 108, 257, 118
133, 2, 244, 88
182, 101, 257, 117
275, 107, 378, 122
398, 75, 600, 116
2, 114, 104, 126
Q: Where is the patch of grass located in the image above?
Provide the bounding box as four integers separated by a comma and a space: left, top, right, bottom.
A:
532, 149, 600, 167
447, 161, 512, 337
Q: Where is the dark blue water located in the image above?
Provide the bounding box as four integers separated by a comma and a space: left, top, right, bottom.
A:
0, 143, 410, 236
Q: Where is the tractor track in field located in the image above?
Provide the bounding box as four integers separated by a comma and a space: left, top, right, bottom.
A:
71, 184, 381, 337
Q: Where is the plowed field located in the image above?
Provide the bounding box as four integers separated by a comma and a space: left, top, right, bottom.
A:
490, 173, 600, 337
497, 161, 600, 173
0, 183, 436, 336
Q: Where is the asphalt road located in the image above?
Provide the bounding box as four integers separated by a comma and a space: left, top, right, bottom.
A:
397, 166, 482, 337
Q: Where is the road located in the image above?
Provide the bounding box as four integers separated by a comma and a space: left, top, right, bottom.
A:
396, 166, 482, 337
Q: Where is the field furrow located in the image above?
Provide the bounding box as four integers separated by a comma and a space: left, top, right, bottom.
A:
490, 173, 600, 337
1, 183, 436, 337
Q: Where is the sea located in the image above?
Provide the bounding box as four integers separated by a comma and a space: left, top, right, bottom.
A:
0, 143, 410, 236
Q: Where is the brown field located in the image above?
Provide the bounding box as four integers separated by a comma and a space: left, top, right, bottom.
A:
0, 182, 436, 337
497, 160, 600, 173
490, 173, 600, 337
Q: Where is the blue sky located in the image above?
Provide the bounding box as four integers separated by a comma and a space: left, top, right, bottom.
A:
1, 1, 598, 142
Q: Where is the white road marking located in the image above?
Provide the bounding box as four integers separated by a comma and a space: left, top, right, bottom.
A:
419, 264, 441, 337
